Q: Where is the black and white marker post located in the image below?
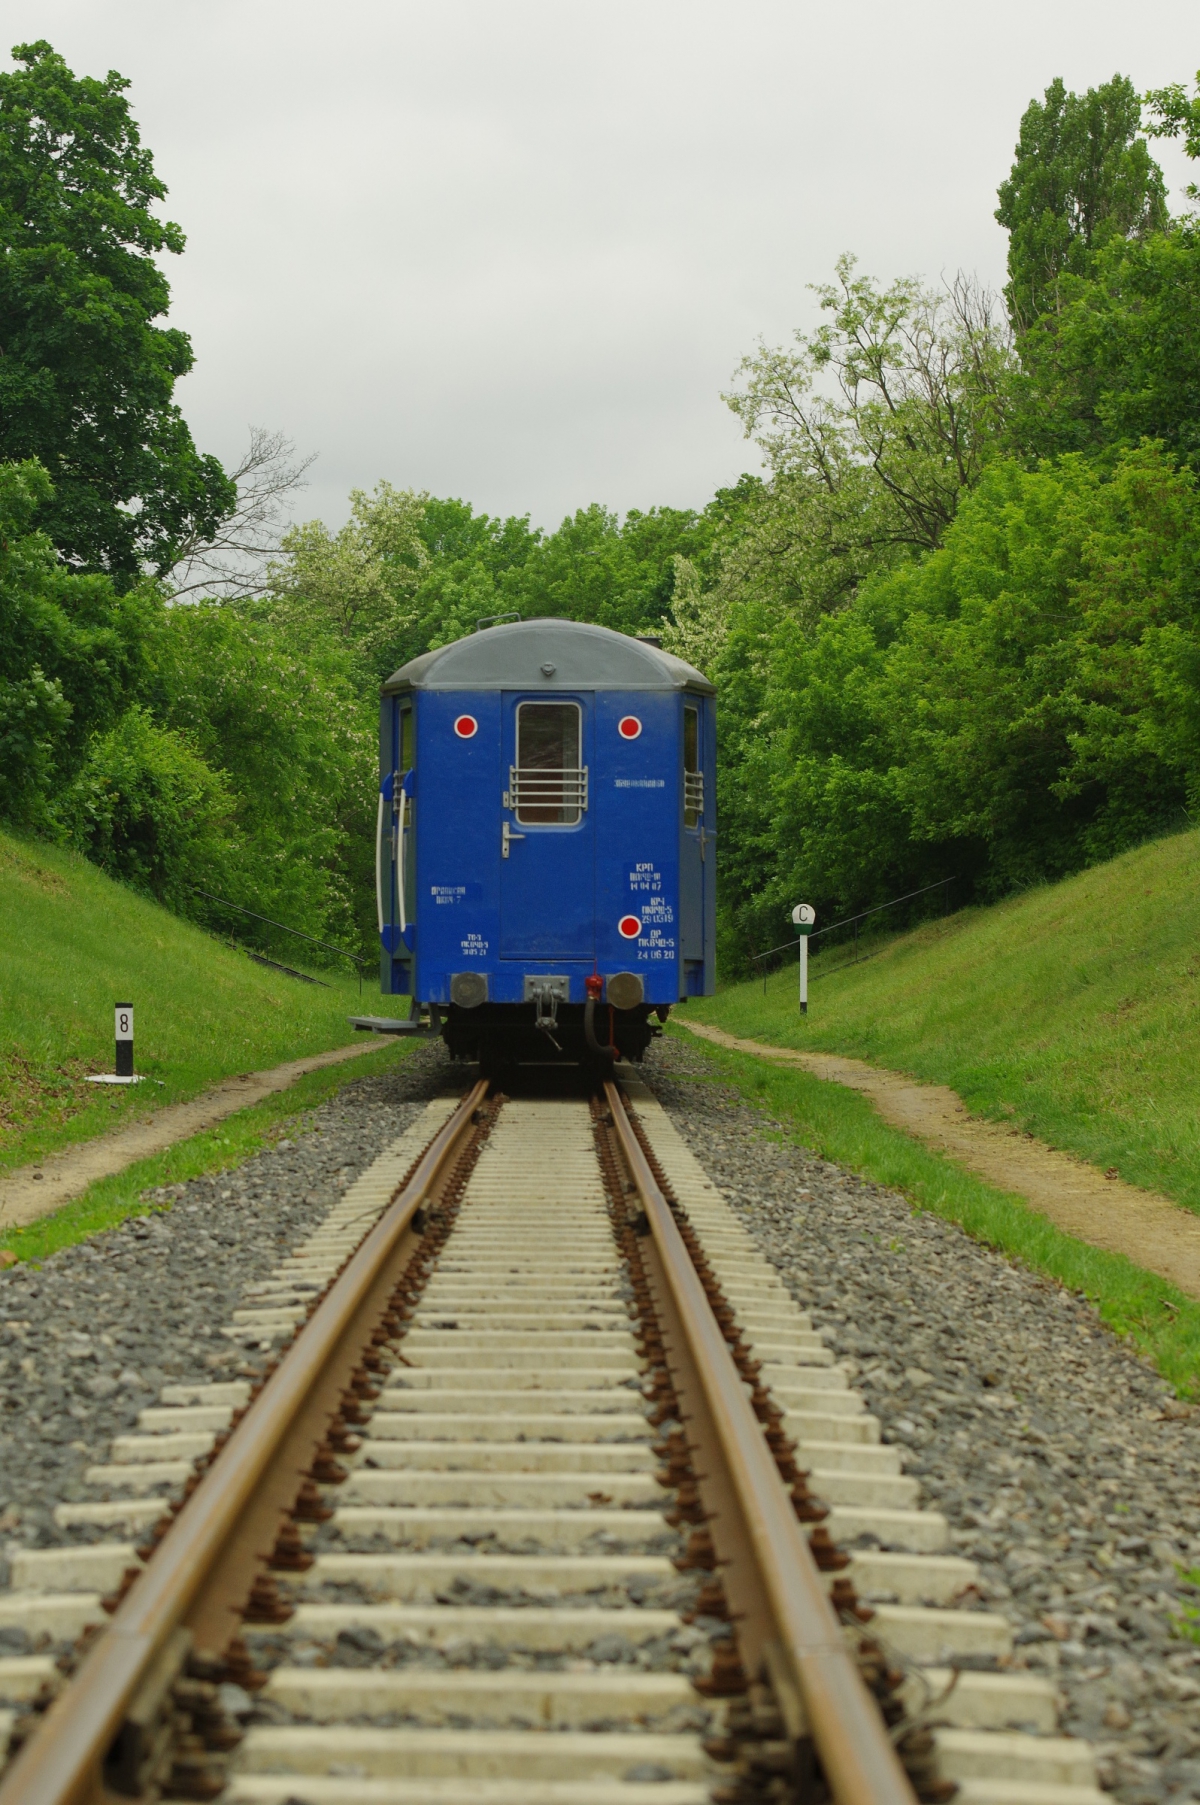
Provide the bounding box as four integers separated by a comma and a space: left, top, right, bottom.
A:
86, 1002, 148, 1085
115, 1003, 134, 1078
791, 904, 816, 1015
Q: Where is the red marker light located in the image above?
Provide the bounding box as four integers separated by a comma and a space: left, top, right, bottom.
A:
618, 715, 642, 739
453, 714, 478, 739
618, 915, 642, 939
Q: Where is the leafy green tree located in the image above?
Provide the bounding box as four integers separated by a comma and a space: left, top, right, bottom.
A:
725, 259, 1011, 617
66, 705, 242, 907
882, 448, 1200, 880
718, 445, 1200, 957
0, 458, 159, 825
709, 261, 1010, 955
267, 482, 427, 671
0, 456, 375, 959
1145, 67, 1200, 201
148, 600, 377, 952
400, 498, 541, 661
512, 502, 713, 638
417, 495, 538, 571
1006, 227, 1200, 466
0, 40, 234, 581
266, 487, 718, 679
660, 554, 726, 670
995, 74, 1168, 328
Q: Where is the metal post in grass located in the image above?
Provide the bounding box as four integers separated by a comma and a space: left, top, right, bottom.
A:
791, 905, 815, 1015
115, 1003, 133, 1078
86, 1003, 154, 1087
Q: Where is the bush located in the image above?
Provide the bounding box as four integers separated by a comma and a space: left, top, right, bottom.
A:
66, 707, 241, 907
148, 599, 376, 957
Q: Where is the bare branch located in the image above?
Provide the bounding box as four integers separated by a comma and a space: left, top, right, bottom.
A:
165, 427, 317, 599
726, 260, 1013, 558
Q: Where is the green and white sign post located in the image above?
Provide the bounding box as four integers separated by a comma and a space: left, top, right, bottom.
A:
791, 904, 816, 1015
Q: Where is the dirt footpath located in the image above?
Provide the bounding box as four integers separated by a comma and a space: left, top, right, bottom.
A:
683, 1021, 1200, 1300
0, 1037, 393, 1231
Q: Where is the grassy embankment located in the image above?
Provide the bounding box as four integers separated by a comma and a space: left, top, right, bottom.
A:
0, 829, 410, 1259
682, 826, 1200, 1392
2, 1051, 413, 1267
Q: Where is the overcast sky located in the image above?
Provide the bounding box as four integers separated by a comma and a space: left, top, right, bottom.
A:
8, 3, 1200, 532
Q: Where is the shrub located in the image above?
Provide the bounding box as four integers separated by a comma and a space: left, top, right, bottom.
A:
67, 707, 240, 907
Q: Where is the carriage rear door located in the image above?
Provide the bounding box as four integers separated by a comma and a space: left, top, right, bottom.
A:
499, 694, 595, 958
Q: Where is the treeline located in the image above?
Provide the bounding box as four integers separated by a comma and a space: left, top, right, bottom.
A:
4, 42, 1200, 971
703, 71, 1200, 962
0, 43, 713, 962
0, 449, 714, 960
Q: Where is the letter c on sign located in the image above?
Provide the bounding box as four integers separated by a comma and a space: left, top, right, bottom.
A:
618, 915, 642, 939
618, 715, 642, 739
454, 715, 478, 739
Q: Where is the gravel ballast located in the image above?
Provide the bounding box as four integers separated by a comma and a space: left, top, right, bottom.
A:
6, 1024, 1200, 1797
0, 1044, 452, 1555
644, 1031, 1200, 1805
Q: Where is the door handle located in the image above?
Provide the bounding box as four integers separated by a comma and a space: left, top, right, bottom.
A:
502, 821, 526, 859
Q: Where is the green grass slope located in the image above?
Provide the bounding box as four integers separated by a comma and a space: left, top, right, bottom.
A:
0, 830, 372, 1172
695, 827, 1200, 1211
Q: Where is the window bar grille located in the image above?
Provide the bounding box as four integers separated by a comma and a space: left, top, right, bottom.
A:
685, 770, 704, 818
504, 767, 589, 815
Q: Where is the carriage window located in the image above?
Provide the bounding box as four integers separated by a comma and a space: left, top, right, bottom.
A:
512, 702, 586, 825
684, 706, 703, 827
399, 706, 414, 773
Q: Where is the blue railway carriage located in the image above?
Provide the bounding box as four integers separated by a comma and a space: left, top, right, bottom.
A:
373, 617, 716, 1067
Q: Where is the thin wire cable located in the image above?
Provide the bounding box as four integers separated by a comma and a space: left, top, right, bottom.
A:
188, 885, 366, 971
750, 876, 957, 964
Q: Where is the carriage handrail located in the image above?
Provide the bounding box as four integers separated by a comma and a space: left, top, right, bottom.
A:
397, 791, 409, 937
375, 792, 386, 933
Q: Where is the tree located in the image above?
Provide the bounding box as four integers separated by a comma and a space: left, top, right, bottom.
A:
67, 706, 242, 909
732, 260, 1011, 547
722, 446, 1200, 953
266, 484, 721, 682
512, 502, 713, 638
996, 74, 1200, 466
725, 259, 1011, 616
660, 553, 727, 671
995, 75, 1168, 328
400, 498, 541, 660
0, 40, 234, 582
165, 428, 315, 599
0, 458, 159, 827
1006, 227, 1200, 467
267, 482, 428, 669
709, 263, 1011, 954
1145, 67, 1200, 200
146, 599, 377, 951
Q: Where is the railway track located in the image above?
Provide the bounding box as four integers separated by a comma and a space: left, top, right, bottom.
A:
0, 1073, 1105, 1804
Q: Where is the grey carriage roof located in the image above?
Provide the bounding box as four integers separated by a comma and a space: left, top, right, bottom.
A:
382, 618, 715, 696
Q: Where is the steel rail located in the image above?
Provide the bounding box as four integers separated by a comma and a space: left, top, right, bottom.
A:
0, 1078, 490, 1805
603, 1079, 915, 1805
